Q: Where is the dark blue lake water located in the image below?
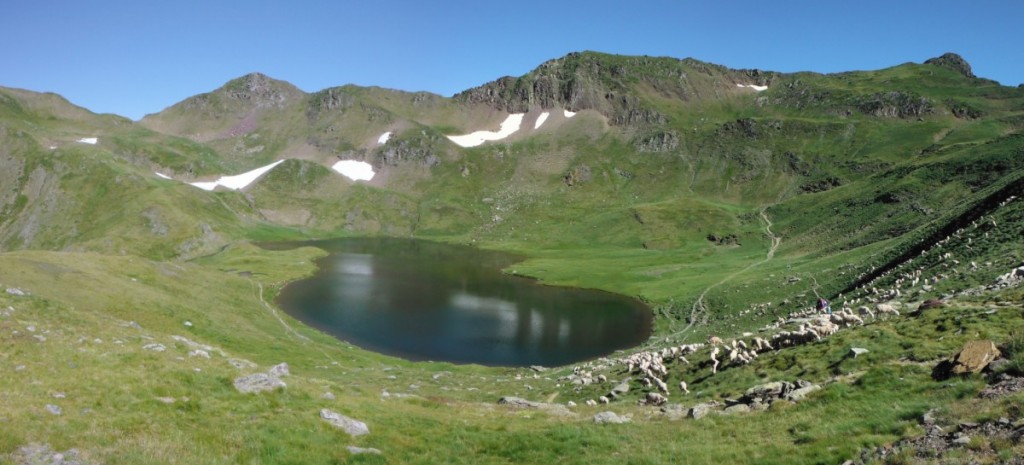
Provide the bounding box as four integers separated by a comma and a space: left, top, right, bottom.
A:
267, 238, 651, 367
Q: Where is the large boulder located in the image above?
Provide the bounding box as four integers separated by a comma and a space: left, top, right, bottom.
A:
320, 409, 369, 437
689, 402, 720, 420
743, 381, 793, 403
593, 411, 629, 424
233, 373, 285, 393
951, 340, 1001, 374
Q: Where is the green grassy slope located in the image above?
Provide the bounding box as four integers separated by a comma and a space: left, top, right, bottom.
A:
1, 52, 1023, 464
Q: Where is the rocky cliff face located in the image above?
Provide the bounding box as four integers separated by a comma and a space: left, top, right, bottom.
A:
925, 53, 976, 79
454, 52, 778, 126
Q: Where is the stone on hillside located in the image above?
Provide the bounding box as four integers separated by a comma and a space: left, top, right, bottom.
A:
142, 343, 166, 352
11, 443, 93, 465
785, 384, 822, 402
951, 340, 1001, 374
744, 381, 792, 402
689, 402, 719, 420
5, 287, 26, 296
610, 380, 631, 396
529, 365, 548, 372
233, 373, 286, 393
320, 409, 369, 437
346, 446, 381, 455
850, 347, 869, 358
497, 396, 540, 408
45, 404, 62, 415
269, 362, 290, 377
722, 403, 751, 415
322, 392, 336, 400
189, 350, 210, 359
593, 411, 629, 424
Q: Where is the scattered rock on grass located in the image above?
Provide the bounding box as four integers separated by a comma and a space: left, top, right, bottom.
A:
45, 404, 62, 415
346, 446, 381, 455
10, 443, 93, 465
320, 409, 369, 437
142, 343, 166, 352
593, 411, 629, 424
233, 373, 285, 393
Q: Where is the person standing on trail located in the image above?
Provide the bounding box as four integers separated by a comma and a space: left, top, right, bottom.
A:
816, 297, 831, 314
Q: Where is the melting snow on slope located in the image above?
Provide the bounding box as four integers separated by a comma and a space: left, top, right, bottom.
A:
77, 137, 98, 145
736, 83, 768, 92
446, 113, 525, 148
563, 109, 576, 118
155, 172, 172, 180
332, 160, 375, 181
534, 112, 549, 129
188, 160, 285, 191
378, 132, 392, 144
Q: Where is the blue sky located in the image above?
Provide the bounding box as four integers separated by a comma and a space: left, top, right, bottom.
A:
3, 0, 1022, 120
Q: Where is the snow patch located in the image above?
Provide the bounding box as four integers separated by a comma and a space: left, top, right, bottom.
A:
188, 160, 285, 191
534, 112, 549, 129
736, 83, 768, 92
446, 113, 525, 148
77, 137, 98, 145
332, 160, 375, 181
155, 172, 172, 180
377, 132, 392, 145
563, 109, 576, 118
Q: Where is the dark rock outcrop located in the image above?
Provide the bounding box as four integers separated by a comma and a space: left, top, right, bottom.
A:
925, 53, 976, 78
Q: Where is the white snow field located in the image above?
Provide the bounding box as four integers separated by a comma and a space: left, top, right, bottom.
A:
154, 172, 172, 180
331, 160, 375, 181
563, 109, 576, 118
188, 160, 286, 191
378, 132, 392, 144
77, 137, 98, 144
736, 83, 768, 92
446, 113, 525, 147
534, 112, 550, 129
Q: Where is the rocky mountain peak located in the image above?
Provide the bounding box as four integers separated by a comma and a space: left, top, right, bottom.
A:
220, 72, 303, 109
924, 53, 975, 79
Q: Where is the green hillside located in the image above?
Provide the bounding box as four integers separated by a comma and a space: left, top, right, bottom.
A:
2, 52, 1023, 464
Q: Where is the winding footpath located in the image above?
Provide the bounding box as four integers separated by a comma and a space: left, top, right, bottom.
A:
653, 208, 782, 346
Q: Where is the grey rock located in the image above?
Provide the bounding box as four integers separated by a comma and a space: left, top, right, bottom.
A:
744, 381, 792, 402
142, 343, 166, 352
952, 434, 971, 445
689, 402, 719, 420
11, 443, 92, 465
346, 446, 381, 455
5, 287, 26, 296
268, 362, 290, 377
659, 403, 688, 421
320, 409, 369, 437
850, 347, 869, 358
610, 381, 631, 396
322, 392, 336, 400
785, 384, 821, 402
722, 403, 751, 415
497, 396, 541, 409
529, 365, 548, 372
45, 404, 62, 415
233, 373, 286, 393
593, 411, 629, 424
188, 350, 210, 359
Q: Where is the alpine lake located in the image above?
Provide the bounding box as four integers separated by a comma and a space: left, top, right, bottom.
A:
263, 237, 652, 367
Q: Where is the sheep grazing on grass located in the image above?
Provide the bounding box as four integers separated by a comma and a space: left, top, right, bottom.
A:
876, 302, 900, 319
598, 396, 610, 404
642, 392, 667, 406
708, 336, 723, 346
679, 381, 689, 394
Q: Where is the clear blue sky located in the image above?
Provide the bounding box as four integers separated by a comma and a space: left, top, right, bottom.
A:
3, 0, 1022, 120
